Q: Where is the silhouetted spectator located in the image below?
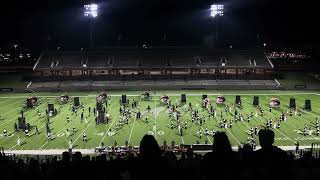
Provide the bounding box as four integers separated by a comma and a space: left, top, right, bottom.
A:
204, 132, 235, 161
241, 144, 254, 161
139, 134, 161, 161
254, 129, 288, 161
202, 132, 236, 180
132, 134, 165, 180
186, 147, 195, 159
62, 151, 70, 163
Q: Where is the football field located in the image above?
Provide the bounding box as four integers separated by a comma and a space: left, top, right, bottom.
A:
1, 90, 320, 151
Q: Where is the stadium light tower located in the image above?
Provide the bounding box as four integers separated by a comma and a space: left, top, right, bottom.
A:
210, 3, 224, 47
211, 4, 224, 17
84, 3, 99, 48
84, 4, 98, 18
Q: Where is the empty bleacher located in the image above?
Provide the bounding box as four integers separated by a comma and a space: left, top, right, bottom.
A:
34, 47, 272, 70
29, 47, 276, 92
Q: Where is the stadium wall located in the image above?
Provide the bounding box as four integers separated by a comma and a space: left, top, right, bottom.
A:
26, 84, 280, 92
12, 82, 320, 93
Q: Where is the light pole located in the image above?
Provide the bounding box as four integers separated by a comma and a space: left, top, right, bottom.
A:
81, 47, 85, 65
57, 46, 61, 62
13, 44, 18, 61
84, 4, 98, 48
210, 4, 224, 47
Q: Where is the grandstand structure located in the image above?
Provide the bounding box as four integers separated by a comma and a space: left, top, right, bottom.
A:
30, 47, 278, 91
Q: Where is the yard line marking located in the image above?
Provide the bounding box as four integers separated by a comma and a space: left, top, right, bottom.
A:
215, 95, 248, 146
277, 94, 316, 115
280, 117, 315, 146
201, 127, 212, 144
99, 98, 118, 146
0, 99, 22, 107
224, 97, 253, 130
9, 123, 47, 150
0, 99, 49, 127
194, 97, 214, 145
3, 92, 319, 149
5, 112, 46, 136
258, 118, 295, 143
292, 95, 320, 107
0, 98, 17, 105
241, 97, 296, 144
224, 97, 266, 133
279, 95, 318, 116
39, 96, 91, 150
0, 107, 20, 117
226, 128, 242, 146
181, 135, 185, 144
38, 116, 73, 149
196, 96, 239, 145
99, 115, 118, 146
154, 96, 157, 139
72, 122, 92, 146
281, 96, 318, 145
0, 101, 23, 116
38, 142, 47, 150
218, 91, 293, 146
275, 94, 320, 107
39, 111, 78, 149
128, 115, 136, 144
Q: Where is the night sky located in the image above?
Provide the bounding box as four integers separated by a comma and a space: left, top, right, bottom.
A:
0, 0, 317, 52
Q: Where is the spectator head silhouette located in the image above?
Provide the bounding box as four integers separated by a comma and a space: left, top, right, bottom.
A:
258, 129, 275, 148
202, 132, 234, 167
139, 134, 161, 160
241, 144, 254, 160
62, 151, 70, 162
242, 143, 253, 152
73, 151, 82, 162
186, 147, 194, 159
212, 131, 232, 153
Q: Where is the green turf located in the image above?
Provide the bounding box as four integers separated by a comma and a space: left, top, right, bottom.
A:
278, 72, 320, 89
0, 90, 320, 150
0, 74, 28, 89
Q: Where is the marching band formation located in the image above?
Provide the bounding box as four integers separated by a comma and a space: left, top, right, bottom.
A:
1, 92, 318, 150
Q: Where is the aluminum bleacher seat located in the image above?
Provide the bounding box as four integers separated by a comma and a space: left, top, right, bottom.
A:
60, 81, 90, 88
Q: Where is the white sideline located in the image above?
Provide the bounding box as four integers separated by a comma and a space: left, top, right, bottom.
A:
2, 146, 312, 155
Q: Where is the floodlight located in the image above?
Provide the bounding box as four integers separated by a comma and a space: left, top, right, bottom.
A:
84, 4, 98, 18
211, 4, 224, 17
